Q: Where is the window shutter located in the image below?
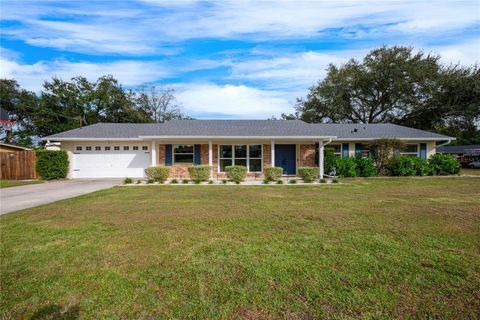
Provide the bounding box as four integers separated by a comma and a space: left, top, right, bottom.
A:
165, 144, 172, 166
342, 143, 349, 157
420, 143, 427, 160
355, 143, 362, 157
194, 144, 201, 165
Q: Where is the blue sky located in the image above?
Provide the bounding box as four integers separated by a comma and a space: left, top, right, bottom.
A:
1, 0, 479, 119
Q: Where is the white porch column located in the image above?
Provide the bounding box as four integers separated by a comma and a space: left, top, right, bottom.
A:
151, 140, 157, 166
271, 140, 275, 167
318, 141, 324, 179
208, 140, 213, 178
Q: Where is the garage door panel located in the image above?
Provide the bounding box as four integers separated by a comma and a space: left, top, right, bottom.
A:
73, 146, 150, 178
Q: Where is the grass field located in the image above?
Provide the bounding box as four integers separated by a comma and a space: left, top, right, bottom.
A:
461, 168, 480, 175
1, 178, 479, 319
0, 180, 43, 188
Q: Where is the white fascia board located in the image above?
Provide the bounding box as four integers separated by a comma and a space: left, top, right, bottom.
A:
41, 137, 143, 141
332, 137, 455, 141
138, 135, 337, 140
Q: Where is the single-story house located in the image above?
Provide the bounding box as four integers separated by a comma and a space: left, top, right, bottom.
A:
42, 120, 454, 179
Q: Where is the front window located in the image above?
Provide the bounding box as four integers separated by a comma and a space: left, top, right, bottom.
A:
358, 144, 370, 157
400, 144, 419, 157
174, 144, 194, 163
219, 144, 262, 172
325, 144, 341, 157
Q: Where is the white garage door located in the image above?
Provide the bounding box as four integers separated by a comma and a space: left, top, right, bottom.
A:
72, 144, 150, 178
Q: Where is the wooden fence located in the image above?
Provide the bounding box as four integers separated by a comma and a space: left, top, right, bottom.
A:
0, 151, 37, 180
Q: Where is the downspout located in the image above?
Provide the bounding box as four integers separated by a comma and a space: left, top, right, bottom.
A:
436, 139, 452, 149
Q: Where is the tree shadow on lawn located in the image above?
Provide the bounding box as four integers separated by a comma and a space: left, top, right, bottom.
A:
30, 304, 80, 320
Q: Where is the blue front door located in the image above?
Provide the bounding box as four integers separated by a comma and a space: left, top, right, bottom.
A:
275, 144, 296, 175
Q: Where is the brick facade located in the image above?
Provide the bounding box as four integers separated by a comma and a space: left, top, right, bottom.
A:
155, 142, 316, 178
299, 144, 317, 167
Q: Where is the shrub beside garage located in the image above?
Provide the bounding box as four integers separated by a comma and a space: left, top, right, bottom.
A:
35, 150, 69, 180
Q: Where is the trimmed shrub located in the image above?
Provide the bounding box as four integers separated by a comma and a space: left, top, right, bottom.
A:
225, 165, 247, 183
298, 167, 319, 183
334, 157, 357, 177
35, 150, 69, 180
182, 179, 189, 184
320, 178, 327, 183
145, 166, 170, 182
188, 165, 211, 182
263, 179, 270, 184
147, 178, 154, 184
389, 156, 431, 176
171, 179, 178, 184
289, 179, 297, 184
264, 167, 283, 181
276, 180, 284, 184
332, 178, 339, 183
354, 156, 377, 177
208, 180, 214, 184
429, 153, 460, 175
123, 177, 133, 184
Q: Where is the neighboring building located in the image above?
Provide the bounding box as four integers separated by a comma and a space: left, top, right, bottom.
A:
0, 143, 32, 153
42, 120, 454, 179
437, 144, 480, 167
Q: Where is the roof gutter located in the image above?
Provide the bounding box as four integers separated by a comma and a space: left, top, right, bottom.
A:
138, 135, 338, 140
436, 139, 454, 148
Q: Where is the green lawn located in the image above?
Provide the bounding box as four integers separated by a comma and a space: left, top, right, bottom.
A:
1, 178, 479, 319
0, 180, 43, 188
461, 168, 480, 175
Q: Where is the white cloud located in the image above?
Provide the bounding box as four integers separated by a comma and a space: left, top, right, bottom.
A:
229, 50, 365, 90
175, 83, 292, 118
0, 57, 171, 92
2, 1, 478, 55
434, 39, 480, 66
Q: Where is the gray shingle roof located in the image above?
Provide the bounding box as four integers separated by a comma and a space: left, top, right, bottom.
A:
43, 120, 453, 140
437, 144, 480, 153
307, 123, 452, 140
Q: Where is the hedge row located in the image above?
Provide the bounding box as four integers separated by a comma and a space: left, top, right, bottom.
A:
332, 153, 460, 178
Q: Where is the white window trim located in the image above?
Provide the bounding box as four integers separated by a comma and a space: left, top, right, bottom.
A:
325, 143, 342, 157
217, 144, 263, 173
173, 144, 195, 165
400, 144, 420, 157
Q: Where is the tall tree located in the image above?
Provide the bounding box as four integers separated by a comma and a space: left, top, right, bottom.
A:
135, 85, 186, 122
294, 46, 441, 124
0, 79, 37, 147
291, 46, 479, 144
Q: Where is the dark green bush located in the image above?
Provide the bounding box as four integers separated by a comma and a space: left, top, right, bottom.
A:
320, 178, 327, 183
188, 165, 211, 182
182, 179, 189, 184
332, 178, 339, 183
145, 166, 170, 182
276, 180, 284, 184
147, 178, 154, 184
429, 153, 460, 175
289, 179, 297, 184
225, 165, 247, 183
298, 167, 319, 183
171, 179, 178, 184
264, 167, 283, 181
35, 150, 69, 180
389, 156, 431, 176
354, 156, 377, 177
123, 177, 133, 184
334, 157, 357, 177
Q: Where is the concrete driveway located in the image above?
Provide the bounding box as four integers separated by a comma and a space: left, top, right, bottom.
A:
0, 179, 120, 215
